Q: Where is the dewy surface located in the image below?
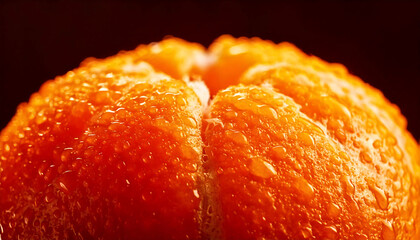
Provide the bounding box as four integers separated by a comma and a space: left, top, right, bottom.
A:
0, 35, 419, 240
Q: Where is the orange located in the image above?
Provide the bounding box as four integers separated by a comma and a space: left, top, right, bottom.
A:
0, 36, 419, 239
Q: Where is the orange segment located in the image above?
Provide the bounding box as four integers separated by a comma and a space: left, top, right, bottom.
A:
81, 37, 207, 80
204, 35, 281, 95
205, 35, 369, 96
0, 63, 205, 239
204, 85, 346, 239
240, 63, 420, 239
204, 84, 419, 239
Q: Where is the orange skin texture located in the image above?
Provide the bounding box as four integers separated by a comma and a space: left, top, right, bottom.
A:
0, 65, 204, 239
0, 35, 419, 239
81, 37, 206, 80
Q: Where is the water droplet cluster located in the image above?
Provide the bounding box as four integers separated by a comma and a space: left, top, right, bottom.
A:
1, 35, 419, 239
0, 61, 204, 239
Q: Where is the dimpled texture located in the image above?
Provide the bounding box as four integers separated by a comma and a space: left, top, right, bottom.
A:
0, 63, 204, 239
81, 37, 206, 80
1, 35, 419, 240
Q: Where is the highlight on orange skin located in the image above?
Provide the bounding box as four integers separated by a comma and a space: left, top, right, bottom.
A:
203, 35, 357, 96
81, 37, 207, 80
204, 35, 281, 95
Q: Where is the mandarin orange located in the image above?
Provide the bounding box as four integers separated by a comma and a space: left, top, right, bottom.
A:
0, 36, 419, 240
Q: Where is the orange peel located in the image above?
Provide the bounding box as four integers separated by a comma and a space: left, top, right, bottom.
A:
0, 35, 419, 240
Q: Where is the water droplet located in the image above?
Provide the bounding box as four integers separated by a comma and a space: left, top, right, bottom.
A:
141, 194, 147, 201
59, 182, 68, 192
257, 105, 278, 119
379, 154, 389, 165
98, 110, 114, 124
360, 151, 373, 163
298, 133, 315, 147
335, 129, 347, 143
114, 143, 123, 153
382, 221, 395, 240
225, 110, 238, 119
123, 141, 131, 150
272, 146, 287, 160
299, 117, 324, 135
57, 170, 76, 193
148, 106, 158, 114
249, 158, 277, 178
18, 132, 25, 138
176, 97, 187, 106
300, 226, 313, 239
393, 146, 403, 161
386, 136, 396, 146
154, 118, 168, 129
108, 122, 124, 131
373, 140, 382, 149
41, 221, 48, 232
355, 233, 368, 240
327, 203, 341, 218
233, 98, 258, 112
184, 117, 197, 128
180, 145, 199, 162
327, 118, 343, 131
294, 177, 315, 199
207, 205, 213, 215
60, 148, 73, 162
84, 134, 96, 145
327, 97, 351, 122
104, 72, 114, 78
95, 88, 111, 104
370, 185, 388, 210
4, 144, 10, 152
116, 107, 129, 119
193, 189, 200, 198
44, 191, 54, 203
330, 155, 342, 165
323, 225, 338, 240
204, 118, 224, 131
340, 176, 355, 194
225, 130, 248, 145
35, 115, 47, 125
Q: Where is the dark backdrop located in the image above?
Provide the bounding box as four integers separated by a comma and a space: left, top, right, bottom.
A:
1, 0, 419, 140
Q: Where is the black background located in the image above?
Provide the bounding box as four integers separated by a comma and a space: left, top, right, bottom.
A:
1, 0, 419, 140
